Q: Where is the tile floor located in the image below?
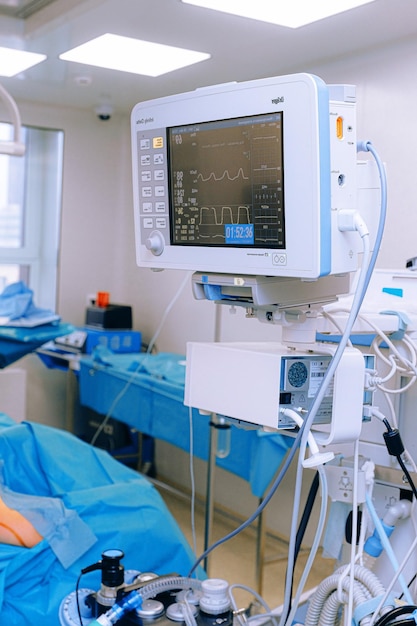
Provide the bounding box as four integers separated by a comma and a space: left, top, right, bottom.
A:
155, 481, 336, 613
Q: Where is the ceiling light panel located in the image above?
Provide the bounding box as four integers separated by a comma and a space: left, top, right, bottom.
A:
59, 34, 211, 77
181, 0, 376, 28
0, 46, 46, 77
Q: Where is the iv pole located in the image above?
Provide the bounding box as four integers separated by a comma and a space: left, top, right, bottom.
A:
0, 82, 25, 156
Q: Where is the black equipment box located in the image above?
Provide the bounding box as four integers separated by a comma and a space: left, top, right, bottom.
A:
85, 304, 132, 329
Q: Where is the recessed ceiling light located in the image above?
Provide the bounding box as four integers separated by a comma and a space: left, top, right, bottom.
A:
181, 0, 376, 28
59, 34, 211, 77
0, 47, 46, 77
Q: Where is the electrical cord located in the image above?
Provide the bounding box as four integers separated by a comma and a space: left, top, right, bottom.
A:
396, 456, 417, 500
382, 419, 417, 500
358, 469, 374, 567
187, 433, 301, 576
284, 466, 328, 626
228, 582, 277, 626
283, 471, 319, 620
400, 573, 417, 600
373, 605, 417, 626
343, 440, 360, 626
370, 398, 417, 474
295, 472, 320, 563
323, 309, 417, 392
188, 405, 198, 560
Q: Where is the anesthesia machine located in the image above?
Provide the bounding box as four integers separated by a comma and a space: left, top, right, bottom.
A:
60, 73, 417, 626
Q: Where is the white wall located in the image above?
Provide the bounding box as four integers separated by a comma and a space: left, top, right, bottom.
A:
13, 102, 135, 426
12, 36, 417, 537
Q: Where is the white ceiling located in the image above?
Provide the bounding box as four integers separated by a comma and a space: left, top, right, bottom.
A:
0, 0, 416, 115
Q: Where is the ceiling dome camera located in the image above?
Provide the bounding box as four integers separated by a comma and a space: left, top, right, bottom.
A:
95, 103, 114, 121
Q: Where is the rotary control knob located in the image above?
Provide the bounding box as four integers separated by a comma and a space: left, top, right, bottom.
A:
145, 230, 165, 256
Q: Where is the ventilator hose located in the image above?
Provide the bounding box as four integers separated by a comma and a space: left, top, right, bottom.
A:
318, 583, 372, 626
305, 575, 365, 626
305, 565, 390, 626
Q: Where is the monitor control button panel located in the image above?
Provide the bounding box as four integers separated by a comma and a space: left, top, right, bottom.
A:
136, 130, 169, 254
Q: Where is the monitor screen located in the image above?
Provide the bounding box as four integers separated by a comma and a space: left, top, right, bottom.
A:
168, 112, 285, 249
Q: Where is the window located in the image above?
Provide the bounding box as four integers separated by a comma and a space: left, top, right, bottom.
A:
0, 123, 64, 310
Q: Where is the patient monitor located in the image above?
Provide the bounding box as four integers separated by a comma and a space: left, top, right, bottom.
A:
131, 73, 358, 279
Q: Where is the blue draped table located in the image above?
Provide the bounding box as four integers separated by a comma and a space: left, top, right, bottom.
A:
0, 322, 74, 368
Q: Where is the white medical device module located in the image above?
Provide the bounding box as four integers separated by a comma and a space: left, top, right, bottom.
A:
185, 341, 366, 444
131, 73, 358, 279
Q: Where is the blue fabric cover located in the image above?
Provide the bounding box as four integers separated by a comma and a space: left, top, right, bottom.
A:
0, 414, 197, 625
79, 351, 292, 497
0, 322, 74, 369
0, 282, 54, 322
0, 281, 75, 368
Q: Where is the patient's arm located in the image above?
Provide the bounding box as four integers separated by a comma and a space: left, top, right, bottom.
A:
0, 496, 43, 547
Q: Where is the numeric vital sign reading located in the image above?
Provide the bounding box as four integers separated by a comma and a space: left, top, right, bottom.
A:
168, 112, 285, 248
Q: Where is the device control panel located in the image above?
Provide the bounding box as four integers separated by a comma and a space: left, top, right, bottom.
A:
135, 129, 169, 256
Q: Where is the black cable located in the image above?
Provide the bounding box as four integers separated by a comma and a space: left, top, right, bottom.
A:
382, 420, 417, 499
284, 471, 320, 621
382, 418, 391, 432
295, 471, 320, 560
397, 454, 417, 500
373, 604, 417, 626
399, 573, 417, 601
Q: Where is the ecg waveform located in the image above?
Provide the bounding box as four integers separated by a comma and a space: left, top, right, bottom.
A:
197, 168, 249, 183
